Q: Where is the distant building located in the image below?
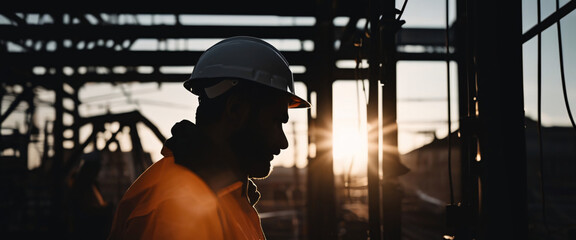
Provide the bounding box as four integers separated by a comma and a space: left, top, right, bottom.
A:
399, 130, 460, 239
399, 118, 576, 239
524, 118, 576, 238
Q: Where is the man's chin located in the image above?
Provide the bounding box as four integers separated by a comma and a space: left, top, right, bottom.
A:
249, 165, 273, 179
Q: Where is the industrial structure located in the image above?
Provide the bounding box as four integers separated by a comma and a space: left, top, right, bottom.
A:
2, 1, 575, 239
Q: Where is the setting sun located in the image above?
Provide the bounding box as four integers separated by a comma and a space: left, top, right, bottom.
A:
332, 80, 371, 175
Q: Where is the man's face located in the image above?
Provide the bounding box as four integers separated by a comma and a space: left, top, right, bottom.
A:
230, 96, 289, 179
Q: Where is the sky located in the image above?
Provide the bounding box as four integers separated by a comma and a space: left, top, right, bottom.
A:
522, 0, 576, 127
2, 0, 575, 174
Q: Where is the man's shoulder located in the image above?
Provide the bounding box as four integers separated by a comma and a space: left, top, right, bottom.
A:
125, 157, 216, 204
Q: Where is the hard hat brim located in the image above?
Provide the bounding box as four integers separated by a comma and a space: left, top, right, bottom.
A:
287, 93, 311, 109
184, 78, 310, 109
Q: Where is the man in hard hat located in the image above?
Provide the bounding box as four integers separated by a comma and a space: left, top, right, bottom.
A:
107, 36, 310, 240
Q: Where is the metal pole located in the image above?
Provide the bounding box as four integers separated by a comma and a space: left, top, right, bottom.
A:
381, 1, 408, 239
454, 0, 479, 238
49, 13, 67, 238
367, 1, 408, 239
367, 0, 383, 239
306, 0, 337, 238
454, 0, 527, 239
474, 0, 527, 238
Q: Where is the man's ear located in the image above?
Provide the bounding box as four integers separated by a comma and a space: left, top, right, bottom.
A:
224, 94, 251, 127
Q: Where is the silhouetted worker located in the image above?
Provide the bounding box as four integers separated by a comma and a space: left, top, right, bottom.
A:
107, 36, 310, 240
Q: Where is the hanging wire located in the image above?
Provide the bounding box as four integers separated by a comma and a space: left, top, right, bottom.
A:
536, 0, 551, 235
355, 37, 368, 104
556, 0, 576, 131
445, 0, 455, 206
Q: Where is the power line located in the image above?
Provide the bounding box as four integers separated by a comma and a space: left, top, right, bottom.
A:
445, 0, 454, 206
556, 0, 576, 132
536, 0, 551, 235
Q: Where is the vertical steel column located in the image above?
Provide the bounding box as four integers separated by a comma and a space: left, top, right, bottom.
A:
128, 122, 146, 176
447, 0, 480, 240
367, 0, 383, 238
48, 13, 66, 238
381, 1, 407, 240
474, 0, 527, 239
454, 0, 479, 238
455, 0, 527, 239
367, 1, 408, 239
69, 82, 81, 149
306, 0, 337, 239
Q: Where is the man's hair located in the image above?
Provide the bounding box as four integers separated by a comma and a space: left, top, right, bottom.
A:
195, 78, 285, 126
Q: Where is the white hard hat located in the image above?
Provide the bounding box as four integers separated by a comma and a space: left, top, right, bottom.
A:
184, 36, 310, 108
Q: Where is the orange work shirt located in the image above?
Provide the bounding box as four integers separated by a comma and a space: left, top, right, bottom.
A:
108, 151, 265, 240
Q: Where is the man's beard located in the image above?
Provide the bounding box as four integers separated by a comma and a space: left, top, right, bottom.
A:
229, 120, 274, 179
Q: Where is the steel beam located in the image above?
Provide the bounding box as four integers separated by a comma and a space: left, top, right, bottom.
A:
0, 25, 316, 40
522, 0, 576, 43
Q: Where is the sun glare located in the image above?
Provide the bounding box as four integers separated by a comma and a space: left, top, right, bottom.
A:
332, 80, 370, 175
332, 126, 369, 175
